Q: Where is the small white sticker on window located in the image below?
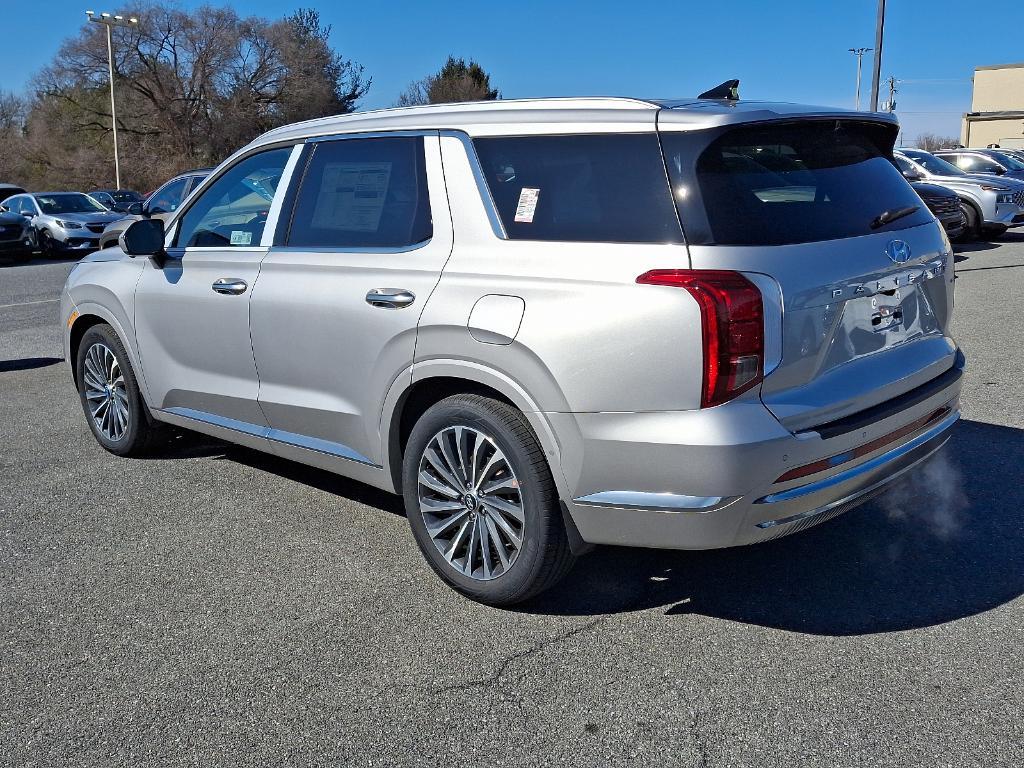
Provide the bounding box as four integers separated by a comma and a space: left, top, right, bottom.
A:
514, 187, 540, 223
230, 230, 253, 246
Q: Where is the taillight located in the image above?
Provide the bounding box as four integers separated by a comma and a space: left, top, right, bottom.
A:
636, 269, 764, 408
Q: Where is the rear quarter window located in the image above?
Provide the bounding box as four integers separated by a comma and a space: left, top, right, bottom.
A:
473, 134, 683, 243
662, 120, 933, 245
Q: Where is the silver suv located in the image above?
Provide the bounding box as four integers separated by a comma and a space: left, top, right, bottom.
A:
61, 98, 963, 604
894, 149, 1024, 238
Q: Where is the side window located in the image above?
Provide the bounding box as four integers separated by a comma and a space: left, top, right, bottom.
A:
175, 148, 292, 248
473, 134, 683, 243
969, 156, 1004, 174
893, 156, 916, 174
148, 177, 189, 215
5, 197, 21, 213
286, 136, 432, 249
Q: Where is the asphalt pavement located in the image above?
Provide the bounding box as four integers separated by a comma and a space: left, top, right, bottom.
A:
1, 241, 1022, 767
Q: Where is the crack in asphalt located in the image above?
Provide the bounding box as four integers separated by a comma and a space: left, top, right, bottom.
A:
431, 617, 606, 694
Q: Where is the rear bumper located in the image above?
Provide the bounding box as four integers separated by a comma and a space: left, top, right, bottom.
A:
559, 355, 964, 550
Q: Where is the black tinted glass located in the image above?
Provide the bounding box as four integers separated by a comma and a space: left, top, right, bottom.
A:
473, 134, 683, 243
287, 137, 432, 249
663, 120, 932, 245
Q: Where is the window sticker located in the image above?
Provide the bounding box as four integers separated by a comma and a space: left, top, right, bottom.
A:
230, 230, 253, 245
311, 162, 392, 232
514, 187, 540, 223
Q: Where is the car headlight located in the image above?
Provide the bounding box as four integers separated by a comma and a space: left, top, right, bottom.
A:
995, 193, 1014, 204
55, 219, 83, 229
980, 184, 1010, 192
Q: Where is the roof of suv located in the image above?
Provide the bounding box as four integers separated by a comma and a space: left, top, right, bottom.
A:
252, 96, 897, 149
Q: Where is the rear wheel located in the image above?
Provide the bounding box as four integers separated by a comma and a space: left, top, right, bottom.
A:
38, 230, 56, 258
955, 202, 980, 242
402, 394, 575, 605
76, 323, 164, 456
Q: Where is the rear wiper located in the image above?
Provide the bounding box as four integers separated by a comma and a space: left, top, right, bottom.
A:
870, 205, 920, 230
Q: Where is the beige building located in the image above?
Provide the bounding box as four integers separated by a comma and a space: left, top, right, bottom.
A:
961, 63, 1024, 148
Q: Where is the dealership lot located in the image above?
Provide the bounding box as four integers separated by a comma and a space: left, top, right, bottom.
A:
1, 242, 1022, 766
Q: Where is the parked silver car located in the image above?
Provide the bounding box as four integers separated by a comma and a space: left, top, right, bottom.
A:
61, 98, 963, 604
1, 192, 124, 256
894, 149, 1024, 238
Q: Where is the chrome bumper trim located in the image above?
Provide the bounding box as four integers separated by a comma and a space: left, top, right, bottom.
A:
572, 490, 728, 512
755, 409, 960, 511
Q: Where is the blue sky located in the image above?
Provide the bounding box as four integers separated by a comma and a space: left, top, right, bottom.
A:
2, 0, 1021, 142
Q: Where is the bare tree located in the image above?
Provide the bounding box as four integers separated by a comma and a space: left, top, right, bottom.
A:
914, 133, 960, 152
17, 3, 370, 191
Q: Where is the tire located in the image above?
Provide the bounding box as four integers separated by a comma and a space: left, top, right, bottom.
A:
402, 394, 575, 605
955, 202, 980, 242
38, 229, 56, 258
76, 323, 165, 457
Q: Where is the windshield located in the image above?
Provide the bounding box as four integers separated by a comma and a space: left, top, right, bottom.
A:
107, 190, 142, 203
36, 194, 109, 215
900, 150, 966, 176
662, 120, 932, 246
992, 151, 1024, 171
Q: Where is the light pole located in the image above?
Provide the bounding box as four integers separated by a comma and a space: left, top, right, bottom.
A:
869, 0, 886, 111
848, 47, 872, 110
86, 10, 138, 189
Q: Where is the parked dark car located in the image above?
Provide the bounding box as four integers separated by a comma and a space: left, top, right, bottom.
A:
99, 168, 212, 249
0, 208, 34, 261
89, 189, 144, 213
910, 181, 965, 241
0, 183, 27, 204
934, 148, 1024, 181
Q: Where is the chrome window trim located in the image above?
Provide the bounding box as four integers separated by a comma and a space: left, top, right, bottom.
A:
162, 407, 379, 467
305, 129, 437, 143
269, 241, 432, 256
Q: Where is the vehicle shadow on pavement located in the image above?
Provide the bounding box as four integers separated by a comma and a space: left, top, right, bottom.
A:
0, 356, 63, 372
523, 419, 1024, 635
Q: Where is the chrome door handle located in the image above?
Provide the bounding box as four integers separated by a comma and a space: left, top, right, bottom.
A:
366, 288, 416, 309
212, 278, 247, 295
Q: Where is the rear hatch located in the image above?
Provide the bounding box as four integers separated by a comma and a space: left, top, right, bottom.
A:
660, 116, 957, 431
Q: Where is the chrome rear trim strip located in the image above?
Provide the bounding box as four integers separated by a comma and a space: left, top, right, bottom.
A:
573, 490, 727, 513
162, 407, 378, 467
756, 409, 960, 507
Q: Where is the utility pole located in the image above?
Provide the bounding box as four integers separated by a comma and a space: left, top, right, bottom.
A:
869, 0, 886, 111
848, 47, 873, 110
884, 76, 898, 112
86, 10, 138, 190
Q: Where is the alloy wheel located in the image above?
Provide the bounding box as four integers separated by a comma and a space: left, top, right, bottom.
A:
417, 426, 525, 581
82, 342, 130, 441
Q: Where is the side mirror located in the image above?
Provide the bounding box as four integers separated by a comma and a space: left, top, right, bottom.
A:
120, 217, 166, 259
993, 166, 1006, 176
21, 210, 34, 218
902, 169, 924, 181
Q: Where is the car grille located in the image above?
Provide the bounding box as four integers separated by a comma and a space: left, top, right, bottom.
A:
922, 195, 959, 217
1015, 189, 1024, 208
86, 224, 106, 234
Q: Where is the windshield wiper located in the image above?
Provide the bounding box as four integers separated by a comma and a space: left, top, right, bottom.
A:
870, 205, 920, 230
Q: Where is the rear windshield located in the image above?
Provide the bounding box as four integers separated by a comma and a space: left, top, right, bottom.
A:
662, 120, 933, 245
473, 134, 683, 243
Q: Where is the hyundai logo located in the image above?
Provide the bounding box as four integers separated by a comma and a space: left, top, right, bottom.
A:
885, 240, 912, 264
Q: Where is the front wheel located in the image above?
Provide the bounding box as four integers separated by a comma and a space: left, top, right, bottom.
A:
38, 230, 56, 258
402, 394, 575, 605
76, 323, 164, 456
954, 202, 980, 243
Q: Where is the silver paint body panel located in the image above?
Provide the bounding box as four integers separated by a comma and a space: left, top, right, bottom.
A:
61, 97, 962, 550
